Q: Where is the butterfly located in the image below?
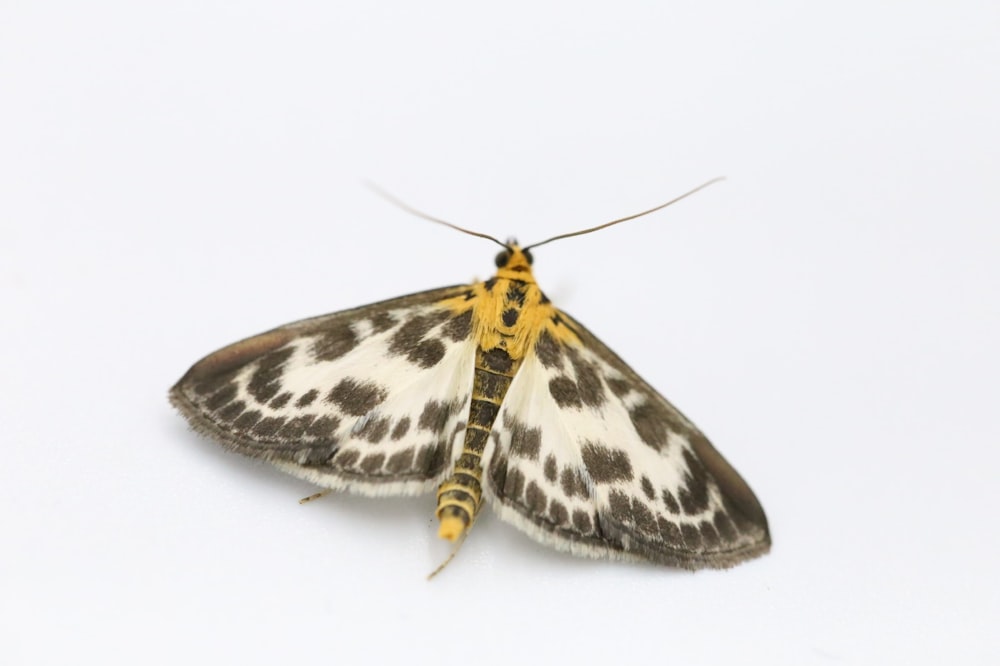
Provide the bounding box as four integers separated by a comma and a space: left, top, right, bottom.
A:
169, 179, 770, 573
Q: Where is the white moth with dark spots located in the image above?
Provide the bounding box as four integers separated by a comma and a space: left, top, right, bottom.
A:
170, 180, 770, 573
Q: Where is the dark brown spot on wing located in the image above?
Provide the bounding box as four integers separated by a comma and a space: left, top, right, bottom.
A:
640, 476, 655, 501
192, 371, 235, 398
544, 455, 557, 482
508, 418, 542, 460
662, 488, 680, 514
311, 323, 358, 362
385, 448, 416, 473
232, 409, 261, 430
278, 415, 314, 438
419, 400, 457, 432
534, 330, 563, 370
356, 416, 390, 443
218, 400, 245, 421
306, 415, 340, 438
560, 467, 588, 499
504, 466, 526, 499
548, 499, 568, 526
681, 523, 702, 549
607, 377, 631, 397
207, 384, 238, 411
442, 310, 473, 341
524, 482, 547, 514
246, 347, 294, 404
336, 449, 360, 467
628, 399, 682, 451
295, 389, 319, 408
302, 445, 338, 466
488, 452, 508, 489
608, 489, 631, 522
252, 416, 285, 437
572, 510, 593, 534
713, 511, 739, 542
388, 311, 449, 358
370, 311, 397, 333
548, 376, 582, 408
359, 453, 385, 473
699, 521, 721, 548
414, 443, 448, 475
326, 378, 387, 416
390, 417, 411, 440
568, 349, 605, 408
268, 392, 293, 409
678, 449, 710, 515
656, 517, 683, 545
630, 496, 657, 534
409, 338, 446, 368
581, 442, 633, 483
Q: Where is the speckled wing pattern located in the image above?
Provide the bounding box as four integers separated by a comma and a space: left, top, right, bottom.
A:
172, 247, 769, 571
483, 317, 771, 569
170, 287, 479, 496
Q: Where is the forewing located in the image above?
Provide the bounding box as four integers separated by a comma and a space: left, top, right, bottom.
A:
170, 286, 478, 496
483, 313, 770, 569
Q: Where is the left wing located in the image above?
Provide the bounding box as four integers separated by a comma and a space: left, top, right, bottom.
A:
170, 286, 478, 496
482, 313, 771, 569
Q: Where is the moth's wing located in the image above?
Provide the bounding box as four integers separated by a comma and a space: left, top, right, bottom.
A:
170, 286, 478, 496
483, 312, 770, 569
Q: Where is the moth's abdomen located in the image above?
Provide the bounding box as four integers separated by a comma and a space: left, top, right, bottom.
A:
436, 346, 521, 540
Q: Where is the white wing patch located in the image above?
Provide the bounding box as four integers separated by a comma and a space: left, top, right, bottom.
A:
171, 290, 477, 496
483, 331, 769, 568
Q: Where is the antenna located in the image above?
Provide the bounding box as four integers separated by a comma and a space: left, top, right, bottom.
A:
367, 176, 724, 251
524, 177, 725, 250
365, 181, 507, 249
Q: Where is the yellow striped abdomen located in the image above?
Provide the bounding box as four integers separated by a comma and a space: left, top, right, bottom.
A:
436, 345, 521, 540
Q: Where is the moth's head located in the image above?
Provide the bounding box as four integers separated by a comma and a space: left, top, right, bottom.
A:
494, 240, 534, 273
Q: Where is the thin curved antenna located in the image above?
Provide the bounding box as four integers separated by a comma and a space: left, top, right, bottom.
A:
524, 177, 725, 251
365, 181, 507, 249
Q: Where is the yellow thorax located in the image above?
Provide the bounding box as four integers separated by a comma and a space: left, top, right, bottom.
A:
443, 244, 580, 361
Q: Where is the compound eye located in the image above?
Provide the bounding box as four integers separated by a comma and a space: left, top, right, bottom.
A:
494, 249, 511, 267
523, 248, 534, 265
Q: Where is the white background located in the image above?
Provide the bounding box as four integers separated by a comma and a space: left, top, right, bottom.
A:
2, 2, 997, 664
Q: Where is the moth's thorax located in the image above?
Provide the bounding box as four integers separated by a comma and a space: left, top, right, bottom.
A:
495, 268, 534, 282
437, 246, 579, 361
484, 279, 545, 359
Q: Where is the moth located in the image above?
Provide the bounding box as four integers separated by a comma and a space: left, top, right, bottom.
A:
170, 179, 770, 573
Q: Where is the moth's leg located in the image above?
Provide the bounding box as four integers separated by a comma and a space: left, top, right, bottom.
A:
299, 489, 332, 504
